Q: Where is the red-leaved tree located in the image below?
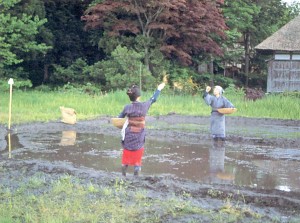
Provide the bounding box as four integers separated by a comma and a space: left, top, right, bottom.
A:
81, 0, 226, 68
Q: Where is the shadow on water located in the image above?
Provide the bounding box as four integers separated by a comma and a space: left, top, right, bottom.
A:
2, 130, 300, 193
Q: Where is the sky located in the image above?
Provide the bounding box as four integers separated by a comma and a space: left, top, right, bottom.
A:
282, 0, 300, 4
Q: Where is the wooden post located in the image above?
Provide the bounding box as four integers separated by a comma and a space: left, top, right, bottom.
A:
139, 63, 142, 91
8, 78, 14, 130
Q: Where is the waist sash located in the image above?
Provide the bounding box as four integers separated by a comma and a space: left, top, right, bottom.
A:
128, 117, 145, 133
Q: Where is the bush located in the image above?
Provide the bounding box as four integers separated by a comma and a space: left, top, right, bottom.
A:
57, 82, 102, 95
50, 58, 90, 85
0, 79, 32, 91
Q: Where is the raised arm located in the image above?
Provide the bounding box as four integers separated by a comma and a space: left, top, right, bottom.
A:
203, 86, 213, 106
149, 83, 165, 104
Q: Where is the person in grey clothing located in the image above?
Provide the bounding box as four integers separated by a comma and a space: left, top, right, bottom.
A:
118, 82, 165, 176
203, 85, 234, 141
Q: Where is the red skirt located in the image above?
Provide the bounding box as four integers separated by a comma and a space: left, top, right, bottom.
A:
122, 148, 144, 166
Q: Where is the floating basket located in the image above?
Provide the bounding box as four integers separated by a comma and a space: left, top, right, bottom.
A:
111, 118, 126, 129
60, 106, 76, 124
217, 108, 237, 115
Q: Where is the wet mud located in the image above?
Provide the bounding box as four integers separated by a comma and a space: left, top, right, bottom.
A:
1, 115, 300, 222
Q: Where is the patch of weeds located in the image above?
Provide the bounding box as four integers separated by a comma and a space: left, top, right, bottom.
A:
0, 165, 5, 173
208, 189, 224, 198
27, 174, 46, 189
134, 189, 147, 201
52, 174, 76, 195
86, 182, 99, 193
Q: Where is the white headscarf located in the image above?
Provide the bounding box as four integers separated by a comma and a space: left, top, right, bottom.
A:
214, 85, 224, 95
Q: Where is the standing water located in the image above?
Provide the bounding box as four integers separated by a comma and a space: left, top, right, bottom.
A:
2, 130, 300, 193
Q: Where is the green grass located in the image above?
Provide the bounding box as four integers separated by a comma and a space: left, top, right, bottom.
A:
0, 173, 267, 223
0, 90, 299, 125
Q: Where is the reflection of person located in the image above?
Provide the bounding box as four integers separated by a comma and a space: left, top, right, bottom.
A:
209, 140, 234, 184
118, 83, 165, 176
203, 85, 234, 141
209, 140, 225, 182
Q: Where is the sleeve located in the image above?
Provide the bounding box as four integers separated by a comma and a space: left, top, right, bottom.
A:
203, 93, 213, 106
149, 89, 161, 105
224, 98, 234, 108
118, 106, 127, 118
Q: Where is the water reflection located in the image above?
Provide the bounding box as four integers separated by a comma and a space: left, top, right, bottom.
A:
59, 131, 77, 146
3, 133, 22, 159
1, 131, 300, 192
209, 140, 234, 184
8, 133, 11, 158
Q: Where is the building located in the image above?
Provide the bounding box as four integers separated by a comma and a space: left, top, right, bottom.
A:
255, 15, 300, 93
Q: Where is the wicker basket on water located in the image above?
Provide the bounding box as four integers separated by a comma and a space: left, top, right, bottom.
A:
217, 108, 237, 115
111, 118, 126, 129
60, 106, 76, 124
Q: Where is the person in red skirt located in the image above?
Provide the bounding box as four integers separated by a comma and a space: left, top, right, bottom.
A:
118, 82, 165, 176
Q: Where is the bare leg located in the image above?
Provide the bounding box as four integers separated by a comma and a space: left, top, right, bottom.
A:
134, 166, 141, 176
122, 165, 128, 176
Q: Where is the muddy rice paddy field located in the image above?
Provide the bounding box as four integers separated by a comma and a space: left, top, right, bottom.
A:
1, 115, 300, 222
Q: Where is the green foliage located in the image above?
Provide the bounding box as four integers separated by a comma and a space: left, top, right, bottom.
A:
0, 79, 32, 91
0, 87, 299, 126
224, 84, 245, 98
168, 66, 200, 94
0, 173, 209, 223
33, 84, 53, 92
50, 58, 90, 85
213, 75, 236, 89
57, 82, 102, 95
100, 45, 156, 91
12, 79, 33, 90
0, 0, 51, 68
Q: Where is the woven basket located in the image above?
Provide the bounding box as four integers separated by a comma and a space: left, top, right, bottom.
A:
217, 108, 237, 114
60, 106, 76, 124
111, 118, 126, 129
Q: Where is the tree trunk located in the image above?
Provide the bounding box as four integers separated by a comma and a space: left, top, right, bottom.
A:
144, 47, 150, 72
209, 57, 214, 87
43, 64, 49, 83
244, 32, 250, 87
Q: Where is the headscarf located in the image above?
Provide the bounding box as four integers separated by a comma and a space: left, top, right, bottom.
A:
214, 85, 224, 95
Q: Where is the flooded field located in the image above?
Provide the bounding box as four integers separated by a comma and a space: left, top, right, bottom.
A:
1, 115, 300, 222
2, 120, 300, 193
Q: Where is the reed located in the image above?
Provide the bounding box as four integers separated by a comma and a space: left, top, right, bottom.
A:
0, 90, 299, 125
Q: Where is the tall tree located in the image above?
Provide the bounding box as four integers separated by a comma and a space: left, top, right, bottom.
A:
223, 0, 298, 87
0, 0, 51, 74
42, 0, 102, 84
81, 0, 227, 72
223, 0, 260, 86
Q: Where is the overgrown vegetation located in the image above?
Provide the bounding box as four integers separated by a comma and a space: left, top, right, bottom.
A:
0, 172, 269, 223
0, 85, 299, 125
1, 0, 299, 90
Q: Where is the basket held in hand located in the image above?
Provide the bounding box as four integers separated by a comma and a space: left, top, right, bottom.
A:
217, 108, 237, 114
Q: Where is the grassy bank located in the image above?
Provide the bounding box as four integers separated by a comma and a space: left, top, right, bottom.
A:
0, 172, 265, 223
0, 89, 299, 125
